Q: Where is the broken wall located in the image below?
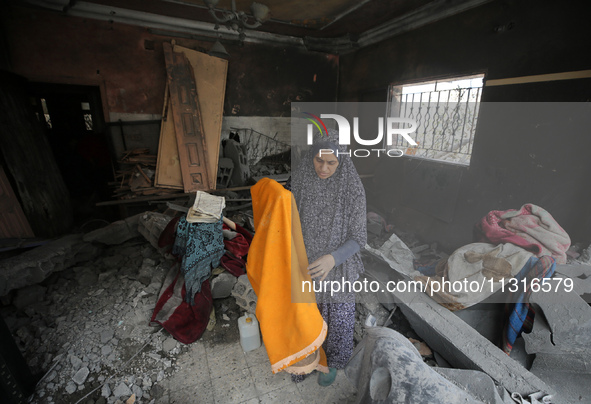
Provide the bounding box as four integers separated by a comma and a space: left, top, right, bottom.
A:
339, 0, 591, 252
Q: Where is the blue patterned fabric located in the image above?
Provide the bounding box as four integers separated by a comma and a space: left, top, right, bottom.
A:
502, 255, 556, 354
172, 216, 225, 305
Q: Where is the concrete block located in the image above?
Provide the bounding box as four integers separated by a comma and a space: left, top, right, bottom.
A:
231, 274, 257, 313
83, 214, 142, 245
211, 271, 238, 299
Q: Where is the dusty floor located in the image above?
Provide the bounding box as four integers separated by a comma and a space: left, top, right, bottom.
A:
1, 237, 360, 404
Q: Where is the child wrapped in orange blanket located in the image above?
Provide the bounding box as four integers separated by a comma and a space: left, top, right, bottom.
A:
247, 178, 329, 375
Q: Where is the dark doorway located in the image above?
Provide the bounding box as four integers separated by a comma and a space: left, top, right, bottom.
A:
28, 83, 117, 227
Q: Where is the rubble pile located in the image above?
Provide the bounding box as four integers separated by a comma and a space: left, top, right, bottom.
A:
249, 161, 290, 179
1, 238, 188, 404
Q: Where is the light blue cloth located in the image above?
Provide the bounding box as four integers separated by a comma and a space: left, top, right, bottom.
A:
172, 216, 225, 304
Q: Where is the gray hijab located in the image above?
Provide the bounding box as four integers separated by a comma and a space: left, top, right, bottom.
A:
291, 129, 367, 294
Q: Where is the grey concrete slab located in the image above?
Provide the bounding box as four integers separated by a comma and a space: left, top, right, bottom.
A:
0, 234, 101, 295
529, 281, 591, 353
364, 259, 559, 401
83, 214, 142, 245
530, 365, 591, 404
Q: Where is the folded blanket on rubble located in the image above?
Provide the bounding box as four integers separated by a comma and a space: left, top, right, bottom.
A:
415, 243, 533, 311
502, 255, 556, 355
248, 178, 329, 375
474, 203, 570, 264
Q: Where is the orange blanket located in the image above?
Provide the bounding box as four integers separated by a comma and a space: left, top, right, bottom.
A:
248, 178, 328, 374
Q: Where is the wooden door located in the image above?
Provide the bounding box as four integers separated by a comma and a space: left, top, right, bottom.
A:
162, 42, 211, 192
0, 166, 34, 239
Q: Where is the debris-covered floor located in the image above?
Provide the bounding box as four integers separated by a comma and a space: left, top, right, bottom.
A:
2, 208, 591, 404
0, 209, 442, 404
1, 237, 360, 404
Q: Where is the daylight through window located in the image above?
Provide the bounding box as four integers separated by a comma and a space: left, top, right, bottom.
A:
387, 74, 484, 165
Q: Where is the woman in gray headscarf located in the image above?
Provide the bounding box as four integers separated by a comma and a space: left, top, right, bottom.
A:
289, 129, 367, 386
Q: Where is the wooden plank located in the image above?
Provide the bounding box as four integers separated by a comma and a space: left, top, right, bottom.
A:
174, 45, 228, 189
485, 69, 591, 87
0, 71, 73, 237
154, 84, 184, 189
163, 42, 211, 192
95, 181, 286, 206
0, 166, 35, 238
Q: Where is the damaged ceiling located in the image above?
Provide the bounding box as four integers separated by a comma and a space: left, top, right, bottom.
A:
22, 0, 493, 52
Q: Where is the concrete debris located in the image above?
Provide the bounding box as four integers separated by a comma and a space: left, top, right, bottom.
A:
69, 354, 83, 370
13, 284, 47, 310
211, 271, 238, 299
0, 236, 195, 404
231, 274, 257, 314
72, 366, 90, 385
411, 244, 430, 254
354, 289, 392, 343
138, 212, 174, 251
364, 232, 416, 275
519, 264, 591, 402
162, 337, 177, 353
527, 275, 591, 354
75, 267, 99, 287
345, 327, 501, 403
555, 263, 591, 296
100, 329, 114, 344
101, 383, 111, 398
83, 214, 142, 245
113, 382, 132, 398
0, 234, 101, 296
364, 258, 556, 398
65, 381, 77, 394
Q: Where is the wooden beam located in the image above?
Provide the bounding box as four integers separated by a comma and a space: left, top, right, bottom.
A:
485, 69, 591, 87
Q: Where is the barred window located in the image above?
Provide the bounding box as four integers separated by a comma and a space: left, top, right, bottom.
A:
387, 74, 484, 165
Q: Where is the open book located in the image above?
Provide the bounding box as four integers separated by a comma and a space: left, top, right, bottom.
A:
186, 191, 226, 223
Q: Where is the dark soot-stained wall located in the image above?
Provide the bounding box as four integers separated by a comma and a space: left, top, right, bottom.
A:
3, 6, 338, 118
340, 0, 591, 251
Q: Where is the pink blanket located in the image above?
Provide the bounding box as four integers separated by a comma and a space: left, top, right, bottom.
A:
475, 204, 571, 264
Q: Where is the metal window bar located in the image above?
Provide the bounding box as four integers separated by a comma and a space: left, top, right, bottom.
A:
389, 85, 482, 165
230, 127, 291, 165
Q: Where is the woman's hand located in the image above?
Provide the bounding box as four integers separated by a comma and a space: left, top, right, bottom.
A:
308, 255, 336, 282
